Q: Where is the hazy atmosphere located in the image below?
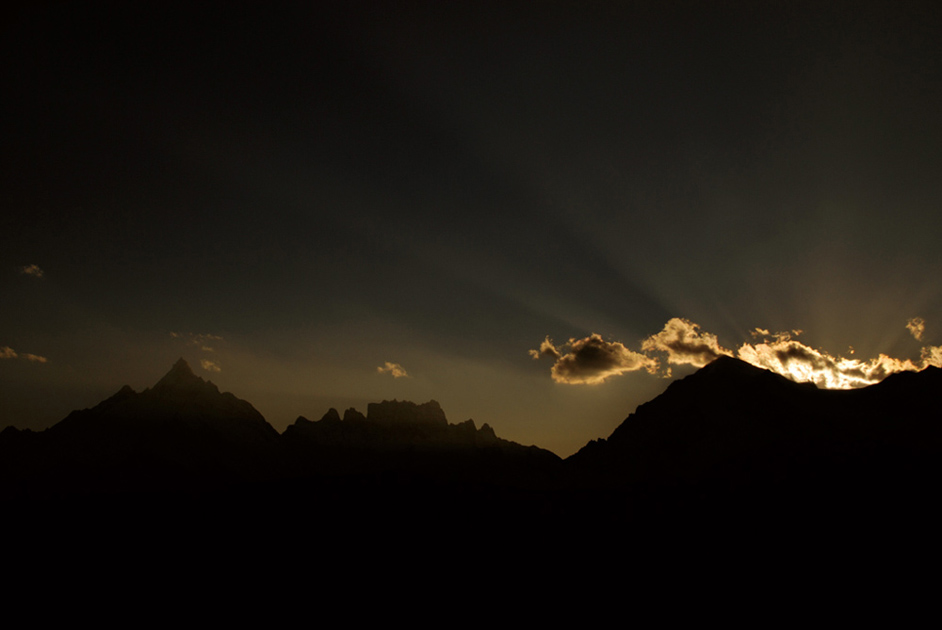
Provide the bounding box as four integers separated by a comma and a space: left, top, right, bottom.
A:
2, 1, 940, 457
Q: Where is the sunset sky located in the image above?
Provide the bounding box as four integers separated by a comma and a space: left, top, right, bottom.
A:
2, 1, 941, 457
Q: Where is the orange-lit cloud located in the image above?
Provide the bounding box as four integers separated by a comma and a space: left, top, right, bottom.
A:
19, 264, 44, 278
1, 346, 18, 359
736, 329, 918, 389
377, 362, 409, 378
922, 345, 942, 368
534, 317, 942, 389
530, 334, 658, 385
641, 318, 732, 373
907, 317, 926, 341
528, 336, 562, 361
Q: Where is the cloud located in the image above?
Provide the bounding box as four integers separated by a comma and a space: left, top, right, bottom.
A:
528, 336, 562, 360
377, 362, 409, 378
171, 332, 224, 352
19, 264, 44, 278
200, 359, 221, 372
531, 334, 658, 385
736, 331, 903, 389
907, 317, 926, 341
641, 318, 733, 371
534, 317, 942, 389
0, 346, 48, 363
921, 345, 942, 368
169, 332, 224, 371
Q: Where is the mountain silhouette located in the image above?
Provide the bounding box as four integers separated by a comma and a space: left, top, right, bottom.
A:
3, 356, 942, 545
0, 359, 283, 498
0, 359, 560, 509
565, 355, 942, 530
281, 398, 561, 490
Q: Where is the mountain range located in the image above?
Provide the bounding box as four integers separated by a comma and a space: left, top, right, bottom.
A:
3, 356, 941, 540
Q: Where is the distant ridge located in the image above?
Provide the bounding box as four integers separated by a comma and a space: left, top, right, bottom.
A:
0, 358, 560, 500
281, 397, 558, 485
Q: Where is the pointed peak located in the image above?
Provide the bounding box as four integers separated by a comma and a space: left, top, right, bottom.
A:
152, 357, 214, 394
170, 357, 195, 376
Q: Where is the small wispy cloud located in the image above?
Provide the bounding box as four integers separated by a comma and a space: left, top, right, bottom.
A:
171, 332, 224, 371
377, 362, 410, 378
171, 332, 224, 352
528, 336, 562, 361
907, 317, 926, 341
19, 264, 44, 278
0, 346, 48, 363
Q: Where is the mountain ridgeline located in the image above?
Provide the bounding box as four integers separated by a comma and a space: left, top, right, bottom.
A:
0, 359, 561, 503
2, 356, 941, 530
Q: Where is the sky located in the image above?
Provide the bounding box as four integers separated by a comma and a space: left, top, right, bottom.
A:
2, 1, 941, 457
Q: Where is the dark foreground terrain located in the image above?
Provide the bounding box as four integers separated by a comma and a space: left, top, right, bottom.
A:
3, 357, 941, 571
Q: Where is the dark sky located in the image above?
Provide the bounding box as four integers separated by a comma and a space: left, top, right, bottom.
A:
2, 1, 941, 456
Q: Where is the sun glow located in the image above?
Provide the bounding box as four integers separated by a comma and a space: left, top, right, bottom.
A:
533, 318, 942, 390
737, 338, 922, 389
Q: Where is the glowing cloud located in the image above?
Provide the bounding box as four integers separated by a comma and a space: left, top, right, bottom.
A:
534, 317, 942, 390
736, 329, 917, 389
19, 264, 44, 278
907, 317, 926, 341
0, 346, 18, 359
528, 336, 562, 361
531, 334, 658, 385
641, 317, 732, 372
922, 345, 942, 368
378, 362, 409, 378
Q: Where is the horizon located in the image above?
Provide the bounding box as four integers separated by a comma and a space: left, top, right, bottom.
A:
8, 351, 940, 460
2, 2, 941, 458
